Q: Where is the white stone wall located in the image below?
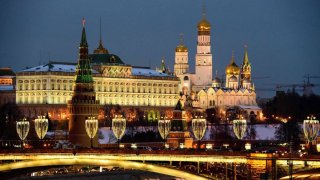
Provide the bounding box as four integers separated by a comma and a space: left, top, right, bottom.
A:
197, 88, 257, 109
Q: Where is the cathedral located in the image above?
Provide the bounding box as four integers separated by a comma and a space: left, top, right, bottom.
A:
174, 11, 262, 120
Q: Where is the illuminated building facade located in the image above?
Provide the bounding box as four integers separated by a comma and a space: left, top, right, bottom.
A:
0, 68, 16, 106
15, 34, 179, 111
173, 10, 261, 119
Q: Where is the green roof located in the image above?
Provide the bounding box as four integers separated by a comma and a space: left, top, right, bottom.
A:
89, 53, 125, 65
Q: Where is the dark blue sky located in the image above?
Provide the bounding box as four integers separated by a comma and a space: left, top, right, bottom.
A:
0, 0, 320, 98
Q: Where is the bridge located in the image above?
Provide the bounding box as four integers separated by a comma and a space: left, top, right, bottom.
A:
0, 150, 320, 179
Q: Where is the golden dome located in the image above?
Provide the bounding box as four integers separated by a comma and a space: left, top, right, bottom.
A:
197, 19, 211, 31
94, 40, 109, 54
225, 59, 240, 75
175, 44, 188, 52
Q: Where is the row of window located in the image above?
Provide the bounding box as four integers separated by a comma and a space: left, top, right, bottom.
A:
17, 96, 177, 106
201, 99, 255, 106
18, 83, 178, 94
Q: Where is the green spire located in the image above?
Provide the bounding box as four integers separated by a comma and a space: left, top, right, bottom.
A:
80, 18, 88, 47
75, 18, 93, 84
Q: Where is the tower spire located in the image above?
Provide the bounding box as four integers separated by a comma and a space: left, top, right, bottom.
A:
76, 18, 93, 84
99, 16, 102, 44
231, 50, 235, 63
179, 33, 184, 45
94, 17, 108, 54
243, 44, 249, 64
80, 18, 88, 47
202, 0, 206, 19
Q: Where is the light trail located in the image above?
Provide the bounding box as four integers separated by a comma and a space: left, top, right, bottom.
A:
0, 158, 207, 180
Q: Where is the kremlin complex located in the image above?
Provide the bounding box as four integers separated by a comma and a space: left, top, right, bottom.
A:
0, 10, 262, 130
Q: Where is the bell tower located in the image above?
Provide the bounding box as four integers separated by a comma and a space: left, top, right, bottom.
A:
194, 6, 213, 87
174, 34, 189, 76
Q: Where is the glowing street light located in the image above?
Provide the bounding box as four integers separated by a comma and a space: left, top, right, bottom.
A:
192, 116, 207, 149
112, 115, 126, 148
303, 116, 319, 153
85, 116, 99, 148
16, 117, 30, 149
34, 116, 48, 140
158, 117, 171, 148
233, 119, 247, 140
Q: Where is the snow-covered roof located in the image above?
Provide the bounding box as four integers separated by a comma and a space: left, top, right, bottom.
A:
23, 63, 76, 73
132, 67, 172, 77
22, 63, 99, 74
0, 85, 14, 91
21, 63, 173, 78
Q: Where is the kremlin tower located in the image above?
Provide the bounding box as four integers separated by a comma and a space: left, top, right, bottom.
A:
68, 19, 100, 147
194, 9, 213, 88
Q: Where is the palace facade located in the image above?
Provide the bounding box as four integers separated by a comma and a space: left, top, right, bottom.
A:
15, 38, 179, 111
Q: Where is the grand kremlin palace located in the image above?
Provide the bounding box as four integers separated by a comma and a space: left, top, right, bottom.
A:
14, 36, 180, 120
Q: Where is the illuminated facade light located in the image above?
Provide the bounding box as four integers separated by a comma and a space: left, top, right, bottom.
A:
192, 117, 207, 149
85, 116, 99, 148
233, 119, 247, 140
34, 116, 48, 140
16, 117, 30, 149
206, 144, 213, 150
245, 143, 251, 150
112, 115, 126, 148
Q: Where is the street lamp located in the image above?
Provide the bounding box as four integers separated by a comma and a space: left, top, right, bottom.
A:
85, 116, 99, 148
233, 119, 247, 140
303, 116, 319, 153
158, 117, 171, 148
16, 117, 30, 149
192, 116, 207, 150
34, 116, 48, 148
112, 115, 126, 148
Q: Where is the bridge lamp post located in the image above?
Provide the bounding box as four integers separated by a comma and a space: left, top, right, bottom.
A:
192, 116, 207, 150
16, 117, 30, 150
85, 116, 99, 148
233, 118, 247, 145
303, 116, 319, 153
112, 115, 126, 149
34, 116, 48, 148
158, 117, 171, 148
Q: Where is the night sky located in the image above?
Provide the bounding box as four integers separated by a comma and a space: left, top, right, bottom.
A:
0, 0, 319, 98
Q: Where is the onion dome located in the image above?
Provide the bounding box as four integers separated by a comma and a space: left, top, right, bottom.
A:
175, 44, 188, 52
212, 77, 221, 83
229, 75, 238, 82
197, 19, 211, 31
225, 52, 240, 75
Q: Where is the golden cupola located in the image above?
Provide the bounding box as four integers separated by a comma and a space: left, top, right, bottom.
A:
225, 52, 240, 75
175, 44, 188, 52
197, 19, 211, 31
